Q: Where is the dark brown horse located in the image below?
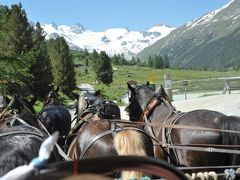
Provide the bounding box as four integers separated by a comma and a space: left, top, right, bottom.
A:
67, 91, 154, 179
74, 90, 121, 120
126, 82, 240, 170
0, 95, 41, 129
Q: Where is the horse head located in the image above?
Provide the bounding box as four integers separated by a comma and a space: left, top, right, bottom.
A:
43, 88, 61, 108
77, 90, 121, 120
0, 94, 39, 128
126, 82, 172, 122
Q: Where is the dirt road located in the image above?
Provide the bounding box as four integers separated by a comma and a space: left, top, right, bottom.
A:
173, 93, 240, 116
120, 93, 240, 119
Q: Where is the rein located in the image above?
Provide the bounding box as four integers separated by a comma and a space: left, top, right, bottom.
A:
121, 120, 240, 135
0, 130, 45, 139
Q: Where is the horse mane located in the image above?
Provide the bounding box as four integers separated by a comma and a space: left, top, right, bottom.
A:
113, 130, 153, 180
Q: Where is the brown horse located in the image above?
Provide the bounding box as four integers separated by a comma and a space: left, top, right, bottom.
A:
126, 82, 240, 170
0, 95, 41, 129
67, 91, 154, 179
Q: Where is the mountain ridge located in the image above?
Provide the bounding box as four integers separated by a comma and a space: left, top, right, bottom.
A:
41, 22, 175, 59
138, 0, 240, 70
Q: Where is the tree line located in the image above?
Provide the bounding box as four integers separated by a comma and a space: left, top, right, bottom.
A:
0, 3, 76, 100
0, 3, 171, 101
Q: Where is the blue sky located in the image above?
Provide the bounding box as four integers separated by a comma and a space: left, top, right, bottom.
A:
1, 0, 231, 31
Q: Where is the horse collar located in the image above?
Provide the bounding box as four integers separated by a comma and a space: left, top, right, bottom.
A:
140, 97, 161, 122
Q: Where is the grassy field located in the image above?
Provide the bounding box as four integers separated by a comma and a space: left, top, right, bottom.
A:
76, 65, 240, 105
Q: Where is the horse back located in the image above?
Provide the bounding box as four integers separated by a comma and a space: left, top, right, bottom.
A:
0, 125, 59, 176
165, 109, 238, 167
40, 105, 71, 135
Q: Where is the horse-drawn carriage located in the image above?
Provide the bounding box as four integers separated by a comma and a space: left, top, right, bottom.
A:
1, 83, 240, 179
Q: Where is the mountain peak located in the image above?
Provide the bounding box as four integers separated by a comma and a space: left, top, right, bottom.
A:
51, 22, 58, 30
41, 23, 174, 59
71, 23, 85, 33
138, 0, 240, 71
153, 22, 172, 28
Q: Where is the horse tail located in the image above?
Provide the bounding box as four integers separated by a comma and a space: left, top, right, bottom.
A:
218, 115, 240, 164
113, 130, 153, 180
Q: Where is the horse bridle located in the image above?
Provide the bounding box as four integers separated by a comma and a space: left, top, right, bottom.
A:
131, 91, 181, 165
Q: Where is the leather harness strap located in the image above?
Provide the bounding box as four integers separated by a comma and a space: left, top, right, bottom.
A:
116, 120, 240, 135
0, 131, 45, 139
80, 121, 151, 159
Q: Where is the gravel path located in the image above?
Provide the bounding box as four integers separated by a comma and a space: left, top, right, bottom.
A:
173, 93, 240, 116
120, 93, 240, 119
75, 84, 240, 119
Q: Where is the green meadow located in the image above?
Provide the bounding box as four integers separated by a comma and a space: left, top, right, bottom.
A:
76, 65, 240, 105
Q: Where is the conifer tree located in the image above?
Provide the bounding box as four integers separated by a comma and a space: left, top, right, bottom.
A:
0, 4, 34, 95
163, 55, 170, 68
1, 3, 32, 56
47, 37, 76, 93
28, 22, 53, 98
93, 51, 113, 85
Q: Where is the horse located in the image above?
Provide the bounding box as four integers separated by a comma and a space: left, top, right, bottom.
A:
73, 90, 121, 120
0, 95, 41, 129
38, 89, 71, 149
67, 90, 154, 180
0, 95, 60, 176
0, 125, 60, 176
126, 82, 240, 171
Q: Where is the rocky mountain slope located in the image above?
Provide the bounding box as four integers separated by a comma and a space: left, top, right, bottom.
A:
138, 0, 240, 70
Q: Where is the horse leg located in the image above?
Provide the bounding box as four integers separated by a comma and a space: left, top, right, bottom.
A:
113, 130, 153, 180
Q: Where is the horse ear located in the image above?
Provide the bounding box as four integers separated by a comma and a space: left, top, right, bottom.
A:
127, 82, 135, 93
71, 92, 79, 100
3, 95, 11, 104
160, 85, 166, 94
154, 86, 161, 95
154, 85, 166, 95
95, 90, 101, 97
157, 85, 172, 103
146, 81, 150, 87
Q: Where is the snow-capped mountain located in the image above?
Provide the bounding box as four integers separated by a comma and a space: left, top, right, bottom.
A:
41, 23, 175, 59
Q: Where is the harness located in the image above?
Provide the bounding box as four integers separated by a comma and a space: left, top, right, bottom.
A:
80, 119, 151, 159
139, 93, 183, 165
0, 102, 71, 161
